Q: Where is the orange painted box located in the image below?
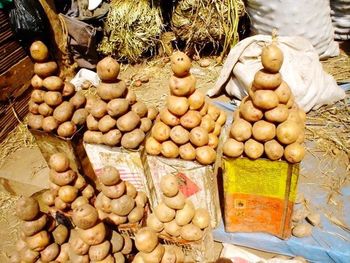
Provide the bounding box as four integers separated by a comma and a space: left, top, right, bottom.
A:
223, 157, 299, 239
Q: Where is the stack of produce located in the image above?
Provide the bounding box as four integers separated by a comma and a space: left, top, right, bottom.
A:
146, 175, 210, 242
223, 42, 306, 163
95, 166, 148, 226
42, 153, 95, 212
12, 197, 70, 263
83, 56, 158, 149
28, 41, 88, 138
70, 203, 133, 262
134, 227, 184, 263
145, 52, 226, 165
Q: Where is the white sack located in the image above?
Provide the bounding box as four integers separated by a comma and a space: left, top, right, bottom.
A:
246, 0, 339, 59
207, 35, 345, 112
70, 68, 101, 90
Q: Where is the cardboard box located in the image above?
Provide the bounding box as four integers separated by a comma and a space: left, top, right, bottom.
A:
143, 155, 221, 228
223, 157, 299, 239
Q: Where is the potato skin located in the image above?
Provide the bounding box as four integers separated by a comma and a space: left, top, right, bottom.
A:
117, 111, 141, 132
21, 213, 47, 236
121, 129, 145, 149
180, 224, 203, 241
97, 81, 126, 100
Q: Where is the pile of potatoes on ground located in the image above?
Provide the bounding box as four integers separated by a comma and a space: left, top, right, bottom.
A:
133, 227, 184, 263
147, 175, 210, 242
95, 166, 148, 226
83, 57, 158, 149
10, 197, 70, 263
145, 52, 226, 165
28, 41, 88, 138
223, 41, 306, 163
42, 153, 95, 212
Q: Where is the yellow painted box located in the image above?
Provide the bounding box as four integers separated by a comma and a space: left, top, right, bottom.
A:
223, 157, 299, 239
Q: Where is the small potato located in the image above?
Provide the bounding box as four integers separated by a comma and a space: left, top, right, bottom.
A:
72, 196, 89, 210
160, 108, 180, 127
110, 231, 124, 253
132, 101, 148, 118
21, 213, 47, 236
49, 169, 76, 186
180, 224, 203, 241
100, 166, 120, 186
101, 181, 126, 199
252, 90, 279, 110
38, 103, 53, 116
72, 204, 99, 230
82, 184, 94, 200
155, 203, 175, 222
42, 116, 58, 132
72, 108, 88, 126
192, 208, 210, 229
86, 114, 99, 131
275, 81, 291, 104
253, 70, 282, 90
70, 91, 86, 109
121, 129, 145, 149
195, 146, 216, 165
161, 140, 179, 158
111, 195, 135, 216
53, 101, 74, 122
31, 74, 43, 89
200, 115, 215, 133
180, 110, 202, 129
95, 193, 112, 214
216, 110, 227, 126
175, 200, 195, 226
90, 99, 107, 119
190, 127, 209, 147
103, 129, 122, 146
140, 117, 153, 133
58, 185, 78, 203
135, 191, 148, 207
117, 111, 141, 132
128, 205, 144, 223
163, 191, 185, 210
252, 120, 276, 142
97, 81, 127, 100
31, 89, 46, 103
30, 41, 49, 62
120, 235, 133, 255
40, 243, 60, 262
240, 99, 263, 122
264, 139, 284, 160
28, 113, 44, 130
265, 104, 289, 123
57, 121, 77, 137
34, 61, 58, 78
167, 95, 189, 116
98, 115, 116, 133
16, 196, 39, 221
42, 190, 56, 206
170, 125, 189, 145
152, 122, 171, 142
97, 57, 120, 81
125, 88, 137, 105
160, 174, 179, 197
43, 76, 63, 91
147, 213, 164, 232
207, 105, 220, 121
179, 142, 196, 160
164, 220, 181, 237
199, 101, 209, 116
28, 100, 40, 114
135, 228, 159, 253
208, 133, 219, 149
244, 139, 264, 159
145, 136, 162, 155
62, 82, 75, 97
89, 240, 111, 261
107, 98, 129, 117
83, 131, 103, 144
147, 106, 159, 121
125, 181, 137, 198
188, 89, 205, 110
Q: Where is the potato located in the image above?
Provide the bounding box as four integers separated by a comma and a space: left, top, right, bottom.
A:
229, 118, 251, 142
81, 185, 94, 201
180, 224, 203, 241
90, 99, 108, 119
42, 190, 55, 206
196, 146, 216, 165
284, 143, 305, 163
252, 120, 276, 142
69, 229, 90, 255
261, 43, 284, 73
147, 213, 164, 232
77, 222, 106, 246
98, 115, 116, 133
147, 106, 159, 121
240, 99, 263, 122
180, 110, 202, 129
264, 104, 289, 123
57, 121, 77, 137
25, 230, 50, 251
31, 89, 46, 103
189, 127, 209, 147
178, 142, 196, 160
28, 101, 39, 114
40, 243, 60, 262
100, 166, 120, 186
34, 61, 58, 78
38, 103, 53, 116
208, 133, 219, 149
102, 129, 122, 146
298, 108, 306, 123
200, 115, 215, 133
97, 57, 120, 81
123, 182, 137, 199
68, 250, 90, 263
169, 74, 196, 97
274, 81, 291, 104
55, 243, 69, 262
276, 121, 300, 144
53, 101, 74, 122
54, 197, 69, 210
159, 175, 178, 198
49, 181, 60, 195
72, 196, 89, 210
72, 204, 98, 229
89, 240, 111, 261
58, 185, 78, 203
62, 82, 75, 97
43, 76, 63, 91
132, 101, 148, 118
108, 213, 128, 225
128, 205, 144, 223
97, 81, 126, 100
170, 125, 189, 145
164, 220, 181, 237
140, 244, 165, 263
161, 141, 179, 158
244, 139, 264, 159
145, 136, 162, 155
21, 213, 47, 236
107, 98, 129, 117
125, 88, 137, 105
167, 96, 189, 116
192, 208, 210, 229
135, 227, 159, 254
30, 41, 49, 62
42, 116, 59, 132
83, 131, 103, 144
19, 247, 40, 263
292, 223, 312, 238
111, 195, 135, 216
163, 191, 185, 210
72, 175, 87, 190
199, 101, 209, 116
160, 108, 180, 127
175, 200, 195, 226
43, 91, 62, 107
121, 129, 145, 149
252, 90, 279, 110
49, 153, 69, 173
152, 122, 171, 142
286, 94, 295, 108
140, 118, 152, 132
171, 51, 191, 78
121, 235, 133, 255
207, 105, 220, 121
16, 197, 39, 221
28, 114, 43, 130
71, 109, 88, 126
188, 89, 205, 110
110, 231, 124, 253
70, 91, 86, 109
86, 114, 99, 131
114, 252, 125, 263
117, 111, 141, 132
253, 70, 282, 90
101, 181, 125, 199
155, 203, 176, 222
31, 74, 43, 89
264, 140, 284, 160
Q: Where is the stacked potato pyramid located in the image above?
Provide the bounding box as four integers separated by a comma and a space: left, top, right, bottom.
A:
145, 52, 226, 165
223, 41, 306, 163
83, 57, 158, 150
28, 41, 88, 138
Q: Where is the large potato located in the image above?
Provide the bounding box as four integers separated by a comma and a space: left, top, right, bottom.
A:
87, 114, 99, 131
58, 185, 78, 203
132, 101, 148, 118
240, 99, 263, 122
103, 129, 122, 146
44, 91, 63, 106
264, 139, 284, 160
21, 213, 46, 237
121, 129, 145, 149
171, 51, 191, 78
175, 200, 195, 226
42, 116, 58, 132
164, 220, 181, 237
155, 203, 175, 223
190, 127, 209, 147
110, 231, 124, 253
223, 138, 244, 158
252, 90, 279, 110
98, 115, 116, 133
89, 240, 111, 261
90, 99, 107, 119
34, 61, 58, 78
180, 224, 203, 241
25, 230, 50, 251
163, 191, 185, 210
244, 139, 264, 159
167, 96, 189, 116
169, 74, 196, 96
170, 125, 189, 145
253, 70, 282, 90
140, 244, 165, 263
188, 89, 205, 110
117, 111, 141, 132
275, 81, 291, 104
72, 204, 99, 230
107, 98, 129, 117
160, 108, 180, 127
16, 196, 39, 221
276, 121, 300, 144
147, 213, 164, 232
30, 41, 49, 62
72, 108, 88, 126
140, 118, 152, 133
31, 74, 43, 89
111, 195, 135, 216
180, 110, 202, 129
284, 143, 305, 163
62, 82, 75, 97
69, 229, 90, 255
179, 143, 196, 160
77, 222, 106, 246
97, 81, 126, 100
128, 205, 144, 223
53, 101, 74, 122
70, 91, 86, 109
43, 76, 63, 91
264, 104, 289, 123
135, 228, 159, 253
40, 243, 60, 262
151, 122, 171, 142
195, 146, 216, 165
145, 136, 162, 155
261, 43, 284, 73
200, 115, 215, 133
83, 131, 103, 144
147, 106, 159, 121
97, 57, 120, 81
252, 120, 276, 142
28, 114, 43, 130
192, 208, 210, 229
31, 89, 46, 103
101, 181, 125, 199
161, 141, 179, 158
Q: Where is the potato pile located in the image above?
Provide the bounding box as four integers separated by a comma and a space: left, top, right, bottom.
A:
71, 203, 133, 262
11, 197, 70, 263
83, 56, 158, 149
134, 228, 184, 263
223, 42, 306, 163
95, 166, 148, 226
28, 41, 88, 138
42, 153, 95, 212
145, 52, 226, 165
146, 175, 210, 242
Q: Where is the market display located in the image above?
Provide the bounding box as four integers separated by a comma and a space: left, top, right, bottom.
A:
83, 57, 158, 149
27, 41, 88, 137
223, 42, 306, 163
145, 52, 226, 165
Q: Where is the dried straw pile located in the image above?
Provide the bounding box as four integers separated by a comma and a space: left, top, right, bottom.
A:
171, 0, 245, 56
98, 0, 163, 62
322, 50, 350, 82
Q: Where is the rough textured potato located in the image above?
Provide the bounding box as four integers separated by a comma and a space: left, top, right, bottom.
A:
31, 89, 46, 103
147, 213, 164, 232
117, 111, 141, 132
89, 240, 111, 261
25, 230, 50, 251
107, 98, 129, 117
72, 196, 89, 210
98, 115, 116, 133
195, 146, 216, 165
111, 195, 135, 216
34, 61, 58, 78
55, 243, 69, 262
121, 129, 145, 149
53, 101, 74, 122
38, 103, 53, 116
163, 191, 185, 210
171, 51, 191, 77
42, 116, 59, 132
40, 243, 60, 262
77, 222, 106, 246
57, 121, 77, 137
83, 131, 103, 144
97, 57, 120, 81
100, 166, 120, 186
180, 110, 202, 129
43, 76, 63, 91
145, 136, 162, 155
152, 122, 171, 142
30, 41, 49, 62
90, 99, 108, 119
28, 100, 40, 114
167, 96, 189, 116
62, 82, 75, 97
125, 181, 137, 198
147, 106, 159, 121
70, 91, 86, 109
161, 245, 177, 263
132, 101, 148, 118
253, 70, 282, 90
69, 229, 90, 255
103, 129, 122, 146
72, 109, 88, 126
97, 81, 126, 100
175, 200, 195, 226
180, 224, 203, 241
54, 197, 69, 210
170, 125, 189, 145
16, 197, 39, 221
125, 88, 137, 105
160, 108, 180, 127
101, 181, 125, 199
28, 114, 44, 130
21, 213, 47, 236
20, 247, 40, 263
161, 140, 179, 158
169, 74, 196, 97
140, 244, 165, 263
81, 184, 94, 200
121, 235, 133, 255
72, 204, 99, 230
179, 143, 196, 160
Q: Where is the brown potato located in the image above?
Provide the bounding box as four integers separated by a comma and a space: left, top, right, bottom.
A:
265, 104, 289, 122
163, 191, 185, 210
180, 110, 202, 129
147, 106, 159, 121
111, 195, 135, 216
175, 200, 195, 226
188, 89, 205, 110
101, 181, 125, 199
140, 244, 165, 263
69, 229, 90, 255
284, 143, 305, 163
128, 205, 144, 223
30, 41, 49, 62
97, 81, 126, 100
110, 231, 124, 253
83, 131, 103, 144
72, 196, 89, 210
31, 89, 46, 103
57, 121, 77, 137
240, 99, 263, 122
43, 76, 63, 91
97, 57, 120, 81
55, 197, 69, 210
62, 82, 75, 97
90, 99, 108, 119
28, 100, 40, 114
72, 204, 99, 230
152, 122, 171, 142
55, 243, 69, 262
135, 191, 148, 207
253, 70, 282, 90
230, 118, 252, 142
169, 74, 196, 96
162, 245, 177, 263
31, 74, 43, 89
135, 228, 159, 253
200, 115, 215, 133
72, 108, 88, 126
125, 88, 137, 105
155, 203, 176, 222
164, 220, 181, 237
147, 213, 164, 232
161, 140, 179, 158
19, 247, 40, 263
276, 121, 300, 144
261, 43, 284, 73
167, 96, 189, 116
114, 252, 125, 263
275, 81, 291, 104
190, 127, 209, 147
21, 213, 47, 236
199, 101, 209, 116
160, 108, 180, 127
252, 90, 279, 110
117, 111, 141, 132
179, 143, 196, 160
121, 235, 133, 255
89, 240, 111, 261
195, 146, 216, 165
207, 105, 220, 121
34, 61, 58, 78
42, 116, 58, 132
58, 185, 78, 203
252, 120, 276, 142
86, 114, 99, 131
98, 115, 116, 133
16, 196, 39, 221
72, 174, 87, 191
40, 243, 59, 262
44, 91, 63, 107
132, 101, 148, 118
68, 250, 89, 263
140, 118, 153, 133
25, 230, 50, 251
53, 101, 74, 122
244, 139, 264, 159
70, 91, 86, 109
38, 103, 53, 116
107, 213, 127, 225
42, 190, 55, 206
125, 181, 137, 198
223, 138, 244, 158
82, 184, 94, 199
170, 125, 189, 145
103, 129, 122, 146
171, 51, 191, 78
216, 110, 227, 126
208, 133, 219, 149
107, 98, 129, 117
100, 166, 120, 186
121, 129, 145, 149
145, 136, 162, 155
192, 208, 210, 229
28, 114, 43, 130
160, 174, 179, 197
95, 193, 112, 213
264, 139, 284, 160
180, 224, 203, 241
